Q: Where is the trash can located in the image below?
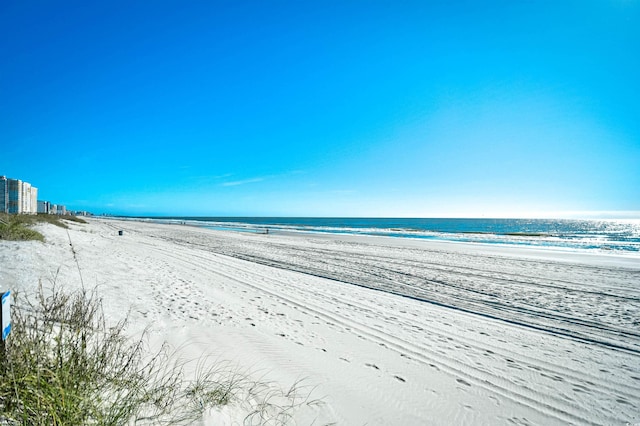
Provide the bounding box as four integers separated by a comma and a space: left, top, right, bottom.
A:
118, 230, 123, 236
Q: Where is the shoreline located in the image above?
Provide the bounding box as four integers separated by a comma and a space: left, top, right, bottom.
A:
273, 227, 640, 266
1, 217, 639, 424
106, 215, 640, 263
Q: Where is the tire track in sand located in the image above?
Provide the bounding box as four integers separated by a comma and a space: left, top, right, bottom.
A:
137, 236, 631, 425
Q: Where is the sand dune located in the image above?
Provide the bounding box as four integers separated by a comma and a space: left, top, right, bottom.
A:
1, 218, 639, 425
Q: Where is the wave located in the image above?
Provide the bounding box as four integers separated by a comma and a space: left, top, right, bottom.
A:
141, 217, 640, 255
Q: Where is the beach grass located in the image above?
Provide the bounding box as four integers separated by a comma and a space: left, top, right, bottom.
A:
0, 283, 239, 425
0, 214, 87, 242
0, 218, 44, 241
0, 281, 316, 425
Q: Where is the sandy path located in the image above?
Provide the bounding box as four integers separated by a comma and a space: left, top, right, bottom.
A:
1, 218, 639, 425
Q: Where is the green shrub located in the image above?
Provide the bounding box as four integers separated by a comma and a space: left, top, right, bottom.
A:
0, 215, 45, 241
0, 284, 239, 425
60, 215, 88, 225
0, 214, 87, 241
0, 283, 319, 425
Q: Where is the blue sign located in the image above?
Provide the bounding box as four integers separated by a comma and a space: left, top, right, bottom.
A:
1, 291, 11, 340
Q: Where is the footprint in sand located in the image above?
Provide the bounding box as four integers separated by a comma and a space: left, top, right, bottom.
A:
456, 378, 471, 387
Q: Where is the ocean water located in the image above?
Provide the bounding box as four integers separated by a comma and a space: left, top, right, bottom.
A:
152, 217, 640, 254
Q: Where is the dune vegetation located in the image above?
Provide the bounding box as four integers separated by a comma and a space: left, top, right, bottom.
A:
0, 283, 240, 425
0, 214, 87, 242
0, 283, 314, 425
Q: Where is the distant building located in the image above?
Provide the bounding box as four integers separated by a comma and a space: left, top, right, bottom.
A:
38, 200, 50, 214
1, 176, 38, 214
49, 204, 66, 215
1, 176, 74, 216
0, 176, 7, 213
24, 182, 38, 214
7, 179, 21, 213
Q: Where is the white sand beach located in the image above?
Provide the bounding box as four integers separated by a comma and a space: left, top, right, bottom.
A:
1, 218, 639, 425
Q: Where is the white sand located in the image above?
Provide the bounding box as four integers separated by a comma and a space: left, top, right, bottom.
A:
1, 218, 639, 425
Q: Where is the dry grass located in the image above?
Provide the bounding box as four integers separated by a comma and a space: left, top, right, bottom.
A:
0, 214, 87, 242
0, 283, 236, 424
0, 282, 321, 425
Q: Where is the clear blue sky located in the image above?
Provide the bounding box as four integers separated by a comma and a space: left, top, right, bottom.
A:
1, 1, 639, 217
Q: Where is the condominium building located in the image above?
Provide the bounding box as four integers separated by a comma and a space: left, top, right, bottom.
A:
8, 179, 22, 214
50, 204, 66, 215
0, 176, 38, 214
24, 182, 37, 214
0, 176, 7, 213
38, 200, 50, 214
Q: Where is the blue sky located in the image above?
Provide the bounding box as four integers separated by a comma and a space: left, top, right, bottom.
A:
1, 1, 639, 217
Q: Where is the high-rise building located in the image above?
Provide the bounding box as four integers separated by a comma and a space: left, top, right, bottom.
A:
7, 179, 22, 214
38, 200, 50, 214
30, 186, 38, 214
23, 182, 37, 214
0, 176, 7, 214
2, 177, 38, 214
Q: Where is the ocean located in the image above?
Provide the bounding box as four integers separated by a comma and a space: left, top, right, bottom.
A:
147, 217, 640, 254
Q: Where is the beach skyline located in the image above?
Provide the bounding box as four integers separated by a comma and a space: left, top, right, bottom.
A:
1, 1, 638, 218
